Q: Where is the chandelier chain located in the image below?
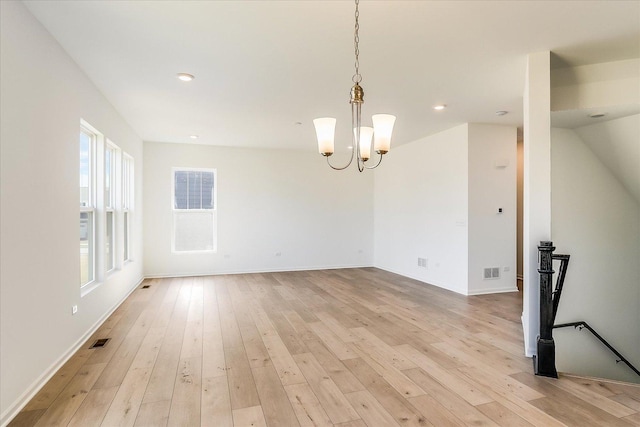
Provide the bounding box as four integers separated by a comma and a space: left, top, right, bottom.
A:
353, 0, 362, 83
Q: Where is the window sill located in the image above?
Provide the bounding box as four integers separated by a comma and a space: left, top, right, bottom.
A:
80, 280, 101, 298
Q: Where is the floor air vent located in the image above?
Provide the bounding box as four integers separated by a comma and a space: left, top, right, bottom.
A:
90, 338, 110, 349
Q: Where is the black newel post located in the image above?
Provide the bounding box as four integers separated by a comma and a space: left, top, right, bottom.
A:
535, 240, 558, 378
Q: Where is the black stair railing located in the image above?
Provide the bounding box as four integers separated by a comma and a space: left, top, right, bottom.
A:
534, 240, 640, 379
554, 321, 640, 378
534, 241, 570, 378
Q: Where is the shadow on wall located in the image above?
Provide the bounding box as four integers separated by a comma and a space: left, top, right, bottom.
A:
550, 110, 640, 384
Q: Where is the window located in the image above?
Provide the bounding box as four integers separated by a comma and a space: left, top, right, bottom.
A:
105, 142, 117, 272
172, 168, 216, 252
80, 127, 95, 286
78, 121, 135, 294
122, 153, 134, 261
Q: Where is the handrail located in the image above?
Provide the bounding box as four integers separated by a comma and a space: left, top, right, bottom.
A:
554, 321, 640, 377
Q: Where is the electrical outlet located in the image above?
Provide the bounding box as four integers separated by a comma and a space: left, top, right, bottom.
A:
72, 305, 78, 315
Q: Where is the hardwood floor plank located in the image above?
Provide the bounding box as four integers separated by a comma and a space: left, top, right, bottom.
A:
395, 344, 492, 406
293, 352, 360, 424
101, 326, 166, 426
7, 410, 46, 427
141, 280, 189, 404
202, 276, 228, 378
304, 340, 365, 394
309, 321, 359, 361
217, 279, 245, 349
261, 333, 306, 386
180, 277, 204, 360
66, 385, 118, 427
224, 345, 261, 410
22, 349, 92, 411
475, 401, 535, 427
232, 405, 267, 427
351, 345, 425, 398
350, 327, 417, 371
402, 367, 499, 427
345, 389, 401, 427
134, 400, 170, 427
546, 375, 636, 417
167, 357, 202, 426
511, 372, 637, 426
240, 324, 273, 369
343, 357, 434, 427
252, 364, 301, 426
34, 362, 106, 427
284, 382, 334, 427
201, 375, 233, 427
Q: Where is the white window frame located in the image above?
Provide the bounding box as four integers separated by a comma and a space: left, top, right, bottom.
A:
171, 167, 217, 253
104, 141, 119, 273
80, 125, 96, 289
122, 153, 134, 262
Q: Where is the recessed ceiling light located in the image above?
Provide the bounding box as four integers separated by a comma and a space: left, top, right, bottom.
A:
495, 110, 508, 116
589, 112, 606, 118
177, 73, 195, 82
190, 135, 199, 139
433, 105, 446, 111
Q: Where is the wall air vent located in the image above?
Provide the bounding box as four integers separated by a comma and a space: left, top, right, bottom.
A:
90, 338, 110, 349
483, 267, 501, 280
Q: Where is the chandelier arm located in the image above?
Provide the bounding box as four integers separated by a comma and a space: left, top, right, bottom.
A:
325, 147, 355, 170
363, 151, 384, 169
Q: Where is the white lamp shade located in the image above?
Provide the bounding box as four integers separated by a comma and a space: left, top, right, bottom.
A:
313, 117, 336, 155
355, 126, 373, 160
372, 114, 396, 152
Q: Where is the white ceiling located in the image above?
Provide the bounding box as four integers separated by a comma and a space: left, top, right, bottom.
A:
23, 0, 640, 151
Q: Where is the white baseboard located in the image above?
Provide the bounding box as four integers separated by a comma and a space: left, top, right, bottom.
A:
143, 263, 374, 279
466, 286, 519, 296
1, 276, 144, 427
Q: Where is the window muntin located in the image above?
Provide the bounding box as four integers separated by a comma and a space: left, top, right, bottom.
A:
172, 168, 216, 253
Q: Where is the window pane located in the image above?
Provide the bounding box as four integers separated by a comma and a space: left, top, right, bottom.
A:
202, 172, 214, 209
105, 148, 112, 208
174, 211, 214, 251
80, 132, 91, 207
175, 171, 188, 209
80, 212, 94, 285
106, 211, 114, 271
188, 171, 202, 209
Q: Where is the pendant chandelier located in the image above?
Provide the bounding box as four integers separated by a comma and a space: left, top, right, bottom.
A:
313, 0, 396, 172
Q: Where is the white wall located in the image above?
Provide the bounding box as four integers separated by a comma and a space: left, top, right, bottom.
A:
551, 59, 640, 112
374, 125, 469, 294
551, 127, 640, 383
373, 123, 516, 295
468, 124, 517, 294
0, 2, 144, 423
575, 114, 640, 204
143, 142, 374, 277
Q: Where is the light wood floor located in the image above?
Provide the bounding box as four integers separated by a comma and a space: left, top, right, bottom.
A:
10, 268, 640, 426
